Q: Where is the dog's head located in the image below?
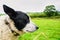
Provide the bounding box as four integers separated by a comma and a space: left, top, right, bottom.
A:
3, 5, 38, 33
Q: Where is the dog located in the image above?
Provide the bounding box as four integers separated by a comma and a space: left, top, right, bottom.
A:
0, 5, 38, 40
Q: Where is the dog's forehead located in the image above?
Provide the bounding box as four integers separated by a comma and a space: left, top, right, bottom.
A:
16, 11, 29, 19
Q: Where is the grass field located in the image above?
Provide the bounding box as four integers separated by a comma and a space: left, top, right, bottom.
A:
18, 18, 60, 40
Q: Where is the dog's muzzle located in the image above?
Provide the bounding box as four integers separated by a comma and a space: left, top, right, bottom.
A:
23, 21, 39, 32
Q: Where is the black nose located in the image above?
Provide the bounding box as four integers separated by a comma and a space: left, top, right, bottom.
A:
36, 27, 39, 29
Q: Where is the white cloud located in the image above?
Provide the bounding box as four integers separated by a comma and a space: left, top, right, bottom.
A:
0, 0, 60, 13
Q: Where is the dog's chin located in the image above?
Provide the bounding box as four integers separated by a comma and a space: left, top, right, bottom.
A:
26, 30, 36, 33
23, 30, 36, 33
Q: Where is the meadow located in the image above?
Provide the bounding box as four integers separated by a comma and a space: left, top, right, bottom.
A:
19, 18, 60, 40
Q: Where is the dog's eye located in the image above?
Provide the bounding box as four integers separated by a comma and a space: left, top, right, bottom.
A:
24, 20, 29, 23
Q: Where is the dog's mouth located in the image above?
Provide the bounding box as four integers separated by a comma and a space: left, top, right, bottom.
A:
25, 30, 36, 32
27, 30, 34, 32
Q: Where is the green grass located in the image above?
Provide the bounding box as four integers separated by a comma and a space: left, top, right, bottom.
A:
18, 18, 60, 40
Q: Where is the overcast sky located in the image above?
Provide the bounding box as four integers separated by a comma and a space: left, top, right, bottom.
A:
0, 0, 60, 13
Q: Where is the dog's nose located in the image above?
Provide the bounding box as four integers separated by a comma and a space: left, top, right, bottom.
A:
36, 27, 39, 29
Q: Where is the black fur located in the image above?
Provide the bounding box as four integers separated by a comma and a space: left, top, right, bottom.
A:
3, 5, 30, 31
13, 11, 30, 30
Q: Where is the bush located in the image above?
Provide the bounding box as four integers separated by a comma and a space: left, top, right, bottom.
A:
28, 12, 46, 18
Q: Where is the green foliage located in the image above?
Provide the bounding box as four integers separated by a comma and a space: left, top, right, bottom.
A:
28, 12, 46, 18
44, 5, 58, 17
19, 18, 60, 40
28, 12, 60, 18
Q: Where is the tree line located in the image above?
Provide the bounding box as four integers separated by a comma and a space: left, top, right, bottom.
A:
28, 5, 60, 18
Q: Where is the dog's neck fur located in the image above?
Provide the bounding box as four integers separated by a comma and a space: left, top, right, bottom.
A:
5, 15, 24, 36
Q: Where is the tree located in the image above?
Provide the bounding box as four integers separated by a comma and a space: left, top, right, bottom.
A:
44, 5, 58, 17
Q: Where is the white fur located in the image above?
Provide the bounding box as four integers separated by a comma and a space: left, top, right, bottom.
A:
0, 15, 24, 40
23, 21, 36, 32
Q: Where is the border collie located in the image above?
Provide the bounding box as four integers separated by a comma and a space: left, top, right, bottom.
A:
0, 5, 38, 40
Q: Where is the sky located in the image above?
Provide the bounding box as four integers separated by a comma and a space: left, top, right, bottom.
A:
0, 0, 60, 13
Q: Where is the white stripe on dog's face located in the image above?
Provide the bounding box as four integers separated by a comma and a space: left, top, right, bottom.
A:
23, 21, 38, 32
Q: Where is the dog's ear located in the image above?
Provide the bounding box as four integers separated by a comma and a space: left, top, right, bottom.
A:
3, 5, 17, 18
